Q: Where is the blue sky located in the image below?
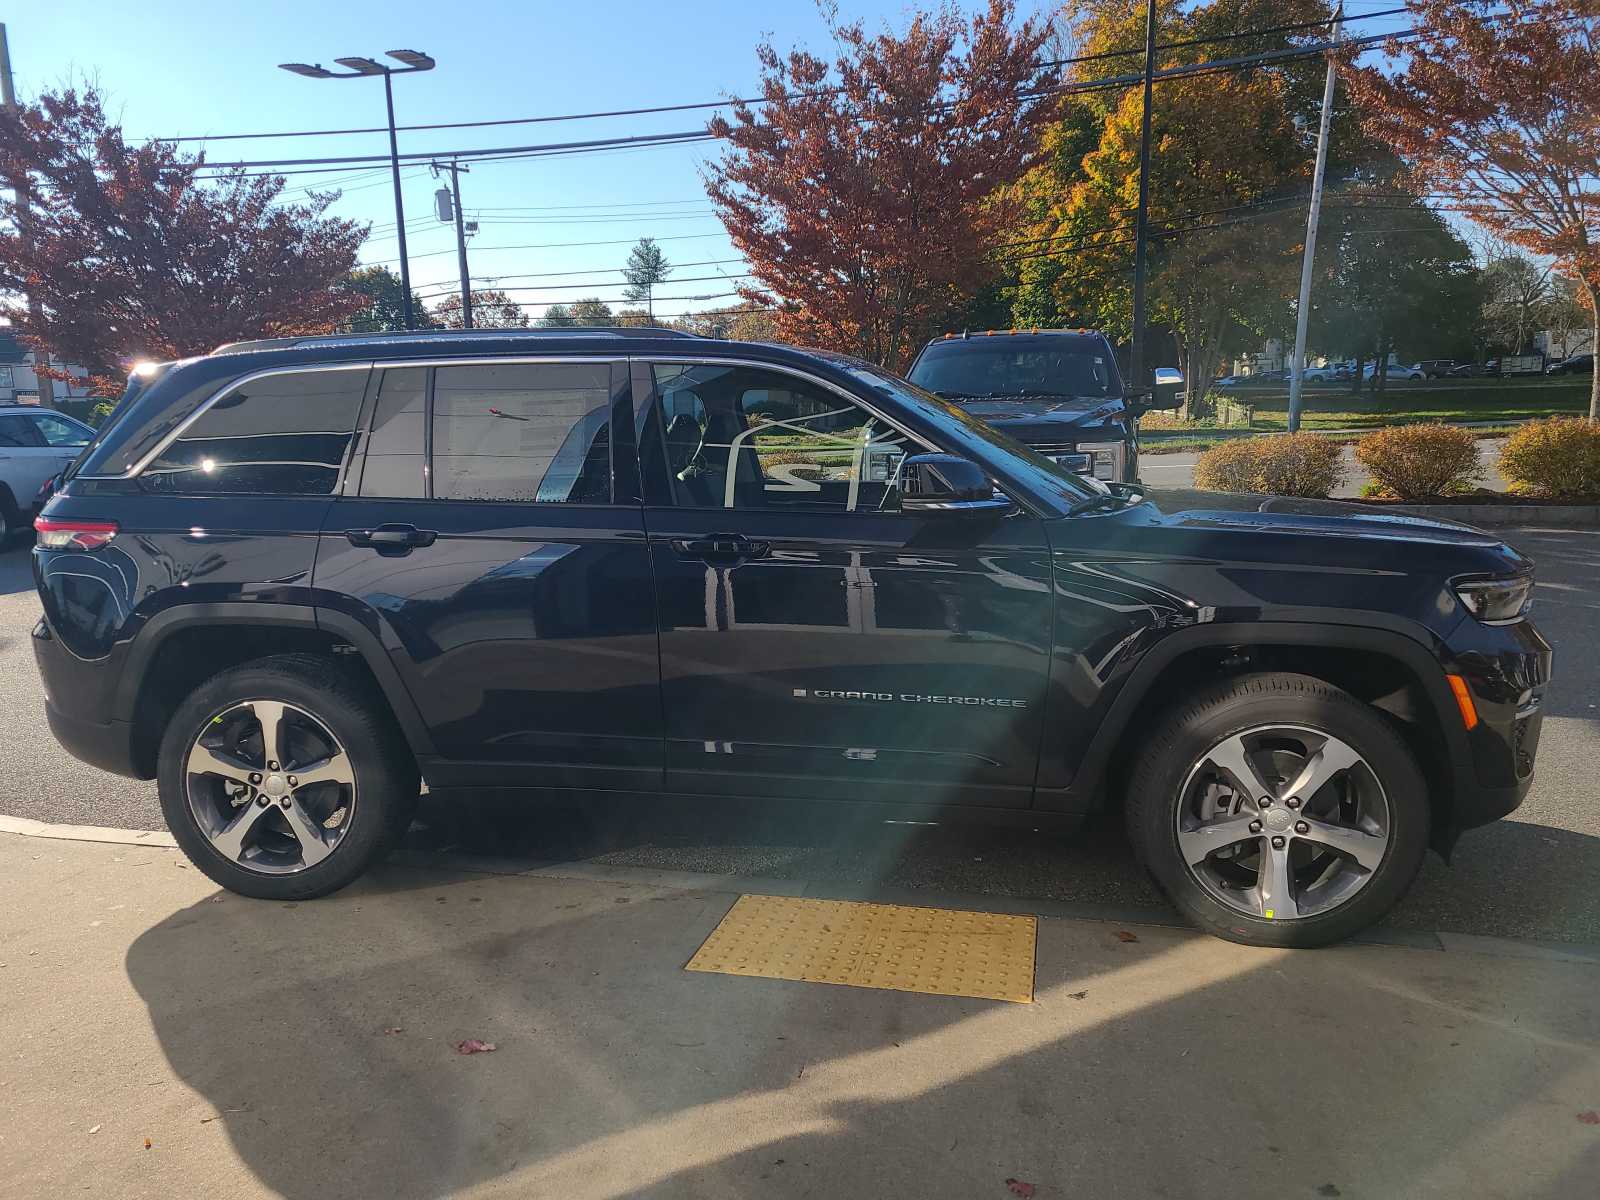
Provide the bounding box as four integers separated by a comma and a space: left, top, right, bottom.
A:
9, 0, 1003, 321
9, 2, 1414, 322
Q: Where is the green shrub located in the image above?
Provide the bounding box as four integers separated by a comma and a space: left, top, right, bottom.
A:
1354, 423, 1479, 500
1498, 416, 1600, 499
1192, 432, 1345, 498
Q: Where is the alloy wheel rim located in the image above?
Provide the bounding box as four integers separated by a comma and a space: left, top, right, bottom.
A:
184, 699, 357, 875
1174, 724, 1391, 921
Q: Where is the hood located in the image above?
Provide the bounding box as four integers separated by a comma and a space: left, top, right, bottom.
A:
1144, 488, 1514, 551
960, 395, 1128, 441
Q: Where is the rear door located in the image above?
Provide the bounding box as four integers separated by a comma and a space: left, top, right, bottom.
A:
0, 411, 64, 508
637, 357, 1055, 809
314, 357, 662, 791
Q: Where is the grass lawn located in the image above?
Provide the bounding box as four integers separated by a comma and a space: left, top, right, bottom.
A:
1140, 379, 1591, 452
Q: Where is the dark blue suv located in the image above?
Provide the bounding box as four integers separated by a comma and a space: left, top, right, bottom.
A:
31, 329, 1550, 946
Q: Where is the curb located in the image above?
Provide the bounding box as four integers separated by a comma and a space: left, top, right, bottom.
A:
4, 816, 1597, 966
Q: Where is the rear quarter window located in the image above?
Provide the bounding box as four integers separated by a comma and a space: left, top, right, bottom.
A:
138, 368, 368, 495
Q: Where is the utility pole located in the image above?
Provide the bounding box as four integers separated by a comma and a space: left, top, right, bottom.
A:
433, 159, 472, 328
1287, 6, 1343, 433
0, 24, 56, 410
1128, 0, 1158, 395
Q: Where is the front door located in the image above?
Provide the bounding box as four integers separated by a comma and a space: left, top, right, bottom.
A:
638, 359, 1055, 809
314, 358, 662, 791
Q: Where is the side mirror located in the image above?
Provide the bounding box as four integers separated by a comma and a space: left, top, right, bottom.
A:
895, 453, 1011, 515
1150, 366, 1185, 410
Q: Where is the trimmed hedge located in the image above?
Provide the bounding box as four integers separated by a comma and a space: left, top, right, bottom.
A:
1498, 417, 1600, 500
1192, 432, 1346, 498
1354, 423, 1479, 500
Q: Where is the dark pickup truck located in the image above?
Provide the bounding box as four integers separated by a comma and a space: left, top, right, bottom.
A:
32, 328, 1550, 947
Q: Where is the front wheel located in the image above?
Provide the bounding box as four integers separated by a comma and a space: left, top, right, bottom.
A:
1127, 672, 1429, 948
158, 654, 419, 900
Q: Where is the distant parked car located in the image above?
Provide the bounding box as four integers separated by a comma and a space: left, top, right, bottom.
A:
1302, 362, 1352, 382
1416, 359, 1457, 379
1363, 362, 1426, 382
1448, 362, 1489, 378
1546, 353, 1594, 376
0, 405, 95, 543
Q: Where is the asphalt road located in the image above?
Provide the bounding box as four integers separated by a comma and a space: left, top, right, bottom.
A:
2, 526, 1596, 944
1141, 436, 1512, 497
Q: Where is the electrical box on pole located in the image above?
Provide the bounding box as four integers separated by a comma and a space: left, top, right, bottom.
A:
434, 187, 454, 223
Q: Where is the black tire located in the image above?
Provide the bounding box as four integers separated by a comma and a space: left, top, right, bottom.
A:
158, 653, 419, 900
1126, 671, 1429, 949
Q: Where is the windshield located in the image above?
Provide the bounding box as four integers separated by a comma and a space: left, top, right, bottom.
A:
836, 360, 1105, 503
907, 343, 1119, 399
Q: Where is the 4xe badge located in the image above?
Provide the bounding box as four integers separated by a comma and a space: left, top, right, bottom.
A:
793, 688, 1028, 709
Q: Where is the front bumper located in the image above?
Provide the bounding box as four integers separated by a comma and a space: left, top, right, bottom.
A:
1442, 617, 1552, 837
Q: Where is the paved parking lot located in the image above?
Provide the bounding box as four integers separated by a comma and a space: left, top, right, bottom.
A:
2, 527, 1597, 945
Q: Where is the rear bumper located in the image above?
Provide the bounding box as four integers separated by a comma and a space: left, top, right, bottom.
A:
44, 698, 145, 779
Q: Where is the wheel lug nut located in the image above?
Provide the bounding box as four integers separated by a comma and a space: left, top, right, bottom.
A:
1258, 798, 1271, 808
1295, 821, 1309, 835
1286, 797, 1300, 809
279, 797, 291, 808
1248, 820, 1262, 834
256, 796, 268, 807
268, 761, 280, 771
287, 776, 297, 787
1271, 835, 1286, 850
249, 773, 262, 784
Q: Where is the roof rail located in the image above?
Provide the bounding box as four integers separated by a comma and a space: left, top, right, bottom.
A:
211, 326, 701, 356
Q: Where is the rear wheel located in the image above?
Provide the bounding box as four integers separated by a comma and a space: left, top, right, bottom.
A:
1127, 672, 1429, 948
158, 654, 418, 900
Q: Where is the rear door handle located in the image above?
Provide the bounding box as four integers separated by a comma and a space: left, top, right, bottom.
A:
346, 524, 438, 552
670, 533, 770, 563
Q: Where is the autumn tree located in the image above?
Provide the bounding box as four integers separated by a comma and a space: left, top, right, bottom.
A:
1479, 252, 1553, 355
541, 298, 615, 326
431, 289, 528, 329
621, 238, 672, 317
1346, 0, 1600, 419
1545, 275, 1595, 358
706, 0, 1052, 371
344, 266, 437, 332
673, 302, 778, 341
0, 87, 365, 393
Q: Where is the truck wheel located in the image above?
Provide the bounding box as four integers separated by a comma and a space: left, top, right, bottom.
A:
1126, 672, 1428, 948
157, 654, 419, 901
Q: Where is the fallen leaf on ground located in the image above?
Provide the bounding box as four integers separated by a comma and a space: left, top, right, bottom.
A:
456, 1039, 497, 1055
382, 1027, 404, 1036
1005, 1178, 1036, 1197
1115, 930, 1139, 943
1067, 990, 1088, 1000
143, 1138, 152, 1150
88, 1125, 101, 1135
1578, 1110, 1600, 1125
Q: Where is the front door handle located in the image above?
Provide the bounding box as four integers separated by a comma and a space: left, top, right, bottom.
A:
346, 524, 438, 552
671, 533, 770, 563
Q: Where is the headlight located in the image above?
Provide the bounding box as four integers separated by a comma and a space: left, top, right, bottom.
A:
1454, 576, 1533, 624
1070, 441, 1125, 482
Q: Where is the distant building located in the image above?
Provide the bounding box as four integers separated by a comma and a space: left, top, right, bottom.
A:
1535, 327, 1594, 361
0, 331, 94, 405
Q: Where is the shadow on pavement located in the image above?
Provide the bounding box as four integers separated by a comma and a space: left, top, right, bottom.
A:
124, 857, 1599, 1199
0, 541, 35, 596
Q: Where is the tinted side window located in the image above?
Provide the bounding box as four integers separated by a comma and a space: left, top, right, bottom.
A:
140, 368, 366, 495
652, 363, 909, 511
432, 362, 611, 503
358, 368, 427, 498
30, 412, 92, 447
0, 414, 44, 447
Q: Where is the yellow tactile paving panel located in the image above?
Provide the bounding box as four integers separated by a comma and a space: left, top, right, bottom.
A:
685, 894, 1037, 1003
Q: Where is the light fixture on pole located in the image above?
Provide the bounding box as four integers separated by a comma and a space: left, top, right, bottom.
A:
278, 49, 436, 330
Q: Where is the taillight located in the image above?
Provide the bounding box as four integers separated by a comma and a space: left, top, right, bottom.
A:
34, 516, 118, 551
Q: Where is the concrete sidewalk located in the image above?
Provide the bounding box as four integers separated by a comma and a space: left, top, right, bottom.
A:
4, 833, 1598, 1200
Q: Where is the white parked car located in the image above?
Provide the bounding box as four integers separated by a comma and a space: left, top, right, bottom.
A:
1362, 362, 1427, 381
0, 406, 95, 542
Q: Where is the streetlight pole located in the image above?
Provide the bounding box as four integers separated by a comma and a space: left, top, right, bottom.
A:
1129, 0, 1158, 395
279, 50, 436, 331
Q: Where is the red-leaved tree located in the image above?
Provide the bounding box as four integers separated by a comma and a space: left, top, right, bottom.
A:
0, 88, 366, 394
1345, 1, 1600, 419
706, 0, 1051, 371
